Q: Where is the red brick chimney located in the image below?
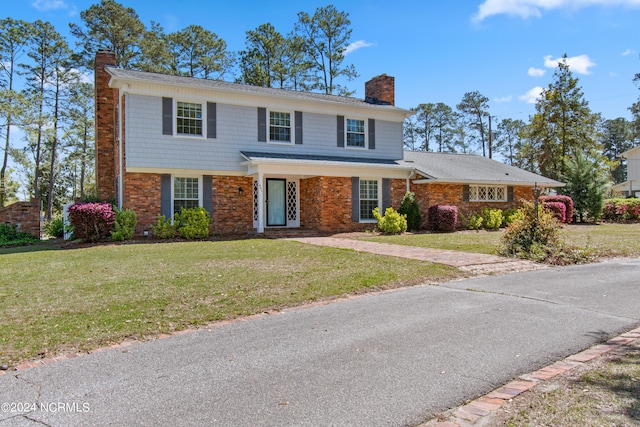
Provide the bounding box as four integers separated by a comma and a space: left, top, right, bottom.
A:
365, 74, 394, 106
94, 50, 117, 202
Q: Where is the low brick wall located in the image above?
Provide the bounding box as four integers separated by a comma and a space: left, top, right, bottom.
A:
0, 199, 42, 238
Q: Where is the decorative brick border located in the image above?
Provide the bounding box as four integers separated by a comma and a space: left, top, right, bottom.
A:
423, 326, 640, 427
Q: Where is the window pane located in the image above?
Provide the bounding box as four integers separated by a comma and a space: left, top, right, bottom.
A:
269, 111, 291, 142
174, 177, 199, 213
359, 180, 378, 220
346, 119, 365, 147
176, 102, 203, 135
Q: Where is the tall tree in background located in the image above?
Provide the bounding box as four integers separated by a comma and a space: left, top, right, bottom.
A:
238, 23, 286, 87
70, 0, 145, 68
495, 118, 526, 166
414, 103, 435, 151
631, 69, 640, 144
403, 116, 419, 151
456, 91, 490, 157
295, 5, 357, 95
22, 20, 66, 199
0, 18, 31, 207
167, 25, 234, 79
432, 103, 457, 152
63, 81, 95, 199
562, 152, 607, 221
526, 55, 600, 181
135, 21, 172, 74
601, 118, 633, 184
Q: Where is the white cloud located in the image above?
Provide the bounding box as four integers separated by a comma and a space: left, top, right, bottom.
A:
344, 40, 374, 56
528, 67, 546, 77
32, 0, 68, 11
473, 0, 640, 22
519, 86, 544, 104
543, 54, 596, 74
622, 48, 637, 56
494, 95, 513, 103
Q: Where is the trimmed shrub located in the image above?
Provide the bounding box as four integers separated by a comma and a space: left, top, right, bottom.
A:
543, 202, 566, 223
539, 195, 573, 223
175, 207, 211, 240
373, 207, 407, 234
152, 215, 176, 239
467, 213, 483, 230
111, 209, 137, 241
43, 215, 64, 238
68, 202, 116, 242
481, 208, 503, 230
428, 205, 458, 232
0, 223, 39, 245
602, 198, 640, 222
502, 208, 524, 227
499, 202, 562, 261
398, 192, 421, 231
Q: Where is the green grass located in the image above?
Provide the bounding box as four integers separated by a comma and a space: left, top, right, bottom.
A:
360, 223, 640, 258
0, 239, 460, 366
360, 230, 502, 254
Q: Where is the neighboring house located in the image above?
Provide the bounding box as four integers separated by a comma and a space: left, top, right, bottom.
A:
94, 50, 562, 235
612, 145, 640, 197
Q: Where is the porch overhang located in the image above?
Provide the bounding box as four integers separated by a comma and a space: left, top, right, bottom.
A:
240, 151, 413, 179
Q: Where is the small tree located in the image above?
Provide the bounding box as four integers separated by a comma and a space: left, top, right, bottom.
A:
398, 192, 421, 231
561, 152, 606, 221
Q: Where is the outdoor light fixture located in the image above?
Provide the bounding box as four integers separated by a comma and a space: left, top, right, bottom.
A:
238, 187, 243, 194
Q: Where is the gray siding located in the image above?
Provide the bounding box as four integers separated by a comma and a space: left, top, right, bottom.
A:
125, 94, 404, 171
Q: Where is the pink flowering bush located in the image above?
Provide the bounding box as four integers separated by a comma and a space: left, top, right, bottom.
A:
68, 203, 116, 242
602, 198, 640, 222
539, 195, 573, 223
543, 202, 566, 223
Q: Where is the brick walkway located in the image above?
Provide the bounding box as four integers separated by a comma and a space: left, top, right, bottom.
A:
291, 236, 545, 274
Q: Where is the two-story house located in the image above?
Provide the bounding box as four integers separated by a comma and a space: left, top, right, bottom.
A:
95, 50, 561, 236
612, 145, 640, 197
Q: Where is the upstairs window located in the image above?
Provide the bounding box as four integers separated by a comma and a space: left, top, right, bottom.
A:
173, 177, 200, 213
269, 111, 291, 142
346, 119, 365, 148
359, 179, 379, 221
176, 102, 203, 136
469, 185, 507, 202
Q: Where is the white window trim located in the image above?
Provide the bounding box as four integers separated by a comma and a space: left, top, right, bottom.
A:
345, 117, 368, 150
175, 100, 206, 139
469, 185, 508, 202
267, 109, 295, 145
359, 178, 381, 223
171, 175, 203, 217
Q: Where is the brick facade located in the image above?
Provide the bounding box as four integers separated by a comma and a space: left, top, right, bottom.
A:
0, 199, 41, 238
95, 50, 118, 202
409, 181, 533, 228
211, 176, 254, 235
122, 172, 162, 235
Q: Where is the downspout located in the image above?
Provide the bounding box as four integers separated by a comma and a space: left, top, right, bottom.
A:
406, 169, 415, 193
118, 84, 128, 209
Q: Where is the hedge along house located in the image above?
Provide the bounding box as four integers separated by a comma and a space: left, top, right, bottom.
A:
95, 50, 562, 236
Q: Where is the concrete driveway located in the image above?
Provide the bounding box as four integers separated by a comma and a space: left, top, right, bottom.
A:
1, 258, 639, 426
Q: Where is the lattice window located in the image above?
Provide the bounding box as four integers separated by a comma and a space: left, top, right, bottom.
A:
253, 180, 259, 222
287, 181, 297, 221
469, 185, 507, 202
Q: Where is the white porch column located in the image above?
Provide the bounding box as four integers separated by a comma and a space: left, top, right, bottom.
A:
257, 171, 265, 233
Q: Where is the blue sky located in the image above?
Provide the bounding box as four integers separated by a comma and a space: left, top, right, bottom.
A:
9, 0, 640, 123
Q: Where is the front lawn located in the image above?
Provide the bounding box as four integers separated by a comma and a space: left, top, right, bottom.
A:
0, 239, 460, 366
360, 223, 640, 258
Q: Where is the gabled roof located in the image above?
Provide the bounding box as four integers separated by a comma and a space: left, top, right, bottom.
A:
402, 151, 563, 187
107, 67, 413, 116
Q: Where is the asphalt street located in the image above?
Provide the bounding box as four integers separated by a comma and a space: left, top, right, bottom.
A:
1, 258, 639, 426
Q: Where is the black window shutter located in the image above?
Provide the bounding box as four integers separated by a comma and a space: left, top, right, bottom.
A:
257, 107, 267, 142
382, 178, 391, 210
368, 118, 376, 150
161, 174, 172, 218
337, 115, 345, 147
463, 185, 470, 202
202, 175, 213, 216
162, 97, 173, 135
351, 177, 359, 222
295, 111, 303, 144
206, 102, 216, 139
507, 186, 514, 202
